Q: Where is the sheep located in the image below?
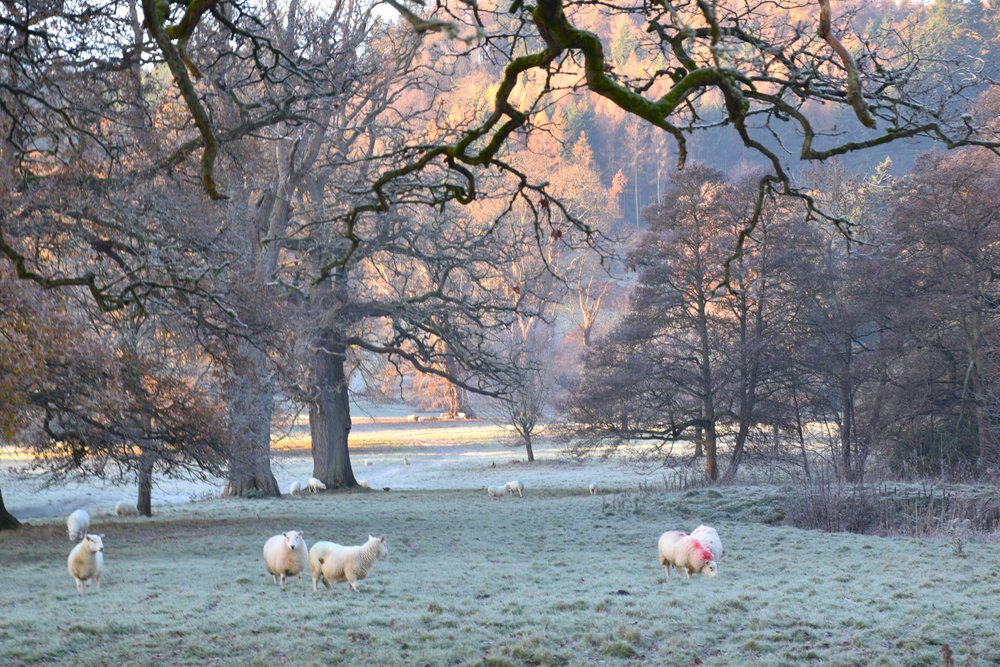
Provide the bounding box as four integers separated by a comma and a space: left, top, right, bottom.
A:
288, 481, 303, 496
262, 530, 309, 589
364, 459, 373, 467
588, 481, 599, 496
307, 477, 327, 493
114, 501, 139, 517
691, 524, 723, 561
67, 534, 104, 593
487, 485, 506, 499
67, 509, 90, 542
658, 531, 718, 578
403, 456, 410, 466
309, 535, 388, 593
356, 479, 370, 489
505, 480, 524, 497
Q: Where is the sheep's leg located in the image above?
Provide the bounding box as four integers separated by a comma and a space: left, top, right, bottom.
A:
95, 573, 100, 593
75, 578, 84, 593
312, 573, 320, 593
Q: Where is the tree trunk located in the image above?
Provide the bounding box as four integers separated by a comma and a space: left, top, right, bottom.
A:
0, 487, 20, 530
840, 374, 855, 481
223, 344, 280, 497
310, 329, 356, 488
137, 451, 154, 516
703, 420, 718, 482
523, 434, 534, 462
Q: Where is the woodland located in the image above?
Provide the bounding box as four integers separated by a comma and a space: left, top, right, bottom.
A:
2, 0, 1000, 528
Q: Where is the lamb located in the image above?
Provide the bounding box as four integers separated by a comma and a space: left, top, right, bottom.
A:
307, 477, 327, 493
262, 530, 309, 589
67, 509, 90, 542
67, 534, 104, 593
658, 531, 718, 578
309, 535, 388, 593
114, 502, 139, 517
588, 481, 599, 496
691, 524, 723, 561
487, 485, 506, 499
505, 480, 524, 497
288, 481, 303, 496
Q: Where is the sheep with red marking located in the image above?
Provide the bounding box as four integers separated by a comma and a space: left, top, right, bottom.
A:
691, 524, 723, 561
263, 530, 309, 589
68, 534, 104, 593
658, 531, 718, 578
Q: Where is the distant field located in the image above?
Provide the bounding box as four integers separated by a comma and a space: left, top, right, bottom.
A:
2, 464, 999, 665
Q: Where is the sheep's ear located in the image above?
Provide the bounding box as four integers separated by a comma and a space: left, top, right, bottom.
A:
379, 536, 385, 543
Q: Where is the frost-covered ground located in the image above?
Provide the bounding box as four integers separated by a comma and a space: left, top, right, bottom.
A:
2, 424, 999, 665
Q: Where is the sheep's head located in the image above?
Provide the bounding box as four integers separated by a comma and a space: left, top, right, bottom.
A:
701, 560, 718, 577
284, 531, 304, 551
84, 534, 104, 553
370, 535, 388, 558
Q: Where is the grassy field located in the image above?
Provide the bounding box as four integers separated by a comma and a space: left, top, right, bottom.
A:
2, 474, 999, 666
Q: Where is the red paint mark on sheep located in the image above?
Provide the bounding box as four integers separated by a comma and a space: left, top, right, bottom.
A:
690, 539, 713, 563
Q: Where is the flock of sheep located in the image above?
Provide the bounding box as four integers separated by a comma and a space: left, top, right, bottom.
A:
61, 466, 724, 594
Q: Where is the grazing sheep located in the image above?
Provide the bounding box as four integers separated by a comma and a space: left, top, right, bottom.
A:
262, 530, 309, 589
309, 536, 388, 593
364, 459, 373, 467
505, 480, 524, 497
288, 481, 303, 496
588, 481, 599, 496
67, 534, 104, 593
356, 479, 370, 489
487, 485, 506, 499
691, 524, 723, 561
67, 509, 90, 542
658, 531, 718, 578
114, 502, 139, 517
307, 477, 327, 493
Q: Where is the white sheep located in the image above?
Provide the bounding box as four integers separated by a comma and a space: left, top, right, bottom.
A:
658, 531, 718, 578
588, 481, 599, 496
505, 480, 524, 497
357, 479, 370, 488
288, 481, 303, 496
309, 535, 388, 593
67, 509, 90, 542
67, 534, 104, 593
262, 530, 309, 589
487, 485, 506, 499
364, 459, 373, 467
307, 477, 327, 493
114, 502, 139, 517
691, 524, 723, 561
